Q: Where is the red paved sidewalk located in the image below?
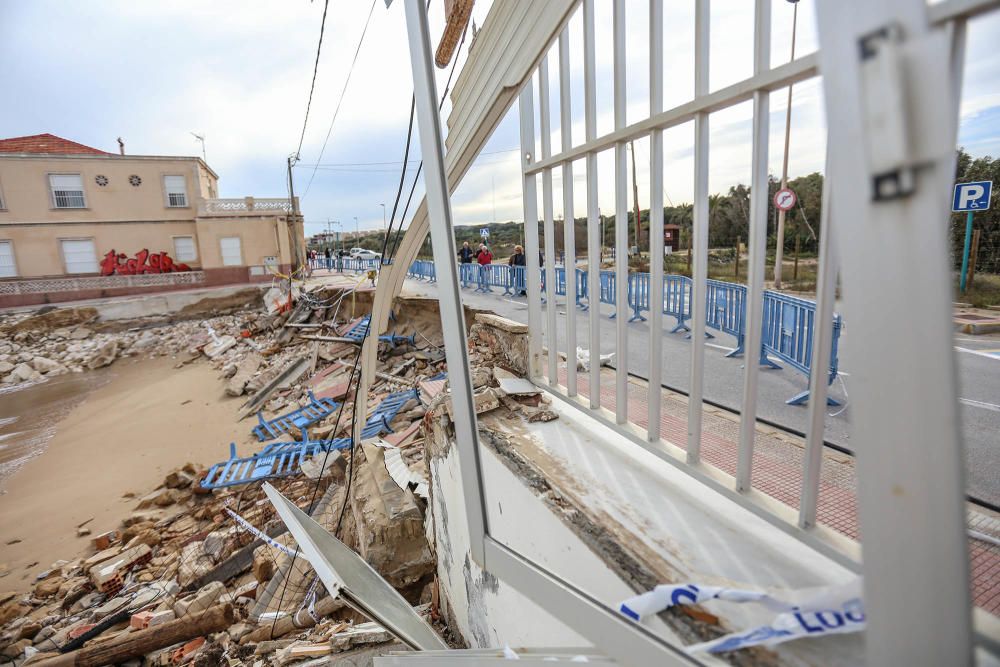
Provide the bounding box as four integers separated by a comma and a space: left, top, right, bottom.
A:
554, 366, 1000, 614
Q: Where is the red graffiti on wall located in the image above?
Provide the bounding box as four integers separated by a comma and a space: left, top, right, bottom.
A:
100, 249, 192, 276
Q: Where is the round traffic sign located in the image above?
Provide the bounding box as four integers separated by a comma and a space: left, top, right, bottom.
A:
774, 188, 797, 212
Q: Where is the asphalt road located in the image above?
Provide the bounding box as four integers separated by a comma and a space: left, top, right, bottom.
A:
403, 277, 1000, 507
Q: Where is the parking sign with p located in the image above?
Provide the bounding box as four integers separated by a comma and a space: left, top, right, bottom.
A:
952, 180, 992, 212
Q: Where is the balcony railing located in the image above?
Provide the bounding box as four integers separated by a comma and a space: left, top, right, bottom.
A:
198, 197, 295, 216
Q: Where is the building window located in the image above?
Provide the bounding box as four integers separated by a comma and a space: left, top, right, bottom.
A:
61, 239, 98, 274
49, 174, 86, 209
0, 241, 16, 277
220, 237, 242, 266
164, 175, 188, 207
173, 235, 197, 262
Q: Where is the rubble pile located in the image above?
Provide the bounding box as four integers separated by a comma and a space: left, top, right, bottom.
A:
0, 288, 557, 665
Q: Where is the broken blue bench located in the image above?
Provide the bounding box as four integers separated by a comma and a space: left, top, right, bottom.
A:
342, 316, 415, 348
202, 388, 421, 489
201, 439, 352, 489
253, 391, 341, 442
361, 388, 420, 440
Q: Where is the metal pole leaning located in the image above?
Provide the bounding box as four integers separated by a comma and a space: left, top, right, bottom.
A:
401, 0, 487, 565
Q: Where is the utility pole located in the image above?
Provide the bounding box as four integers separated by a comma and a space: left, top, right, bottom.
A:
379, 203, 387, 235
773, 0, 799, 289
630, 140, 641, 254
286, 155, 304, 272
354, 216, 360, 244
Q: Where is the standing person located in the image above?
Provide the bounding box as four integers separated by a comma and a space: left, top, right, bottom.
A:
476, 243, 493, 265
509, 244, 526, 296
324, 246, 332, 271
458, 241, 474, 264
475, 243, 493, 292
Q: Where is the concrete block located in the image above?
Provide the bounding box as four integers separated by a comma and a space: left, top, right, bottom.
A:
173, 580, 225, 619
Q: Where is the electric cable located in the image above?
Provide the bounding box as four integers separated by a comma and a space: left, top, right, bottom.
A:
295, 0, 332, 159
302, 0, 379, 199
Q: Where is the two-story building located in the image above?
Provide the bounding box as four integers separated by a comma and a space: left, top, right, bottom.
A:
0, 133, 303, 308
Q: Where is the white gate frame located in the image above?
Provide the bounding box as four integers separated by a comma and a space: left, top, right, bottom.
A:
402, 0, 1000, 662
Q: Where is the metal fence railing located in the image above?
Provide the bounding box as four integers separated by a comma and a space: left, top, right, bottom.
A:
403, 259, 841, 404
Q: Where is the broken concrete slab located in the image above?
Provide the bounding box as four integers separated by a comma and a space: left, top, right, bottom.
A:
225, 353, 262, 397
203, 334, 237, 359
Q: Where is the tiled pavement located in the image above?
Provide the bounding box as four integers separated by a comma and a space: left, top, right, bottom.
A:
552, 365, 1000, 615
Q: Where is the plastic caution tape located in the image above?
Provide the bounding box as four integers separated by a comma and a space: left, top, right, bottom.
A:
618, 579, 865, 654
224, 508, 297, 558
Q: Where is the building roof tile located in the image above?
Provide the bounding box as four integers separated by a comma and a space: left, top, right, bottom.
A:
0, 133, 111, 156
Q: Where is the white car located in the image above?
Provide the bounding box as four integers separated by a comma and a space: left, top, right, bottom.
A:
350, 248, 381, 261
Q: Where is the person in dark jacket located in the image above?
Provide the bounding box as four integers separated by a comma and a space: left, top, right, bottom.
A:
324, 246, 332, 270
509, 245, 527, 296
458, 241, 474, 264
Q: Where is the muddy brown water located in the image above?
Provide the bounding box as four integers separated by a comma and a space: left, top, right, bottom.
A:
0, 371, 114, 484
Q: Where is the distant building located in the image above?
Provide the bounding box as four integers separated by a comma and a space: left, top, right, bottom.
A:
0, 134, 303, 307
664, 224, 681, 253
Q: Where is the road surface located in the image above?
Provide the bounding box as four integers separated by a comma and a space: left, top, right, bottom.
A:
402, 276, 1000, 507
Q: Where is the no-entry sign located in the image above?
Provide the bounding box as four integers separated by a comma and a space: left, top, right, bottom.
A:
774, 188, 797, 212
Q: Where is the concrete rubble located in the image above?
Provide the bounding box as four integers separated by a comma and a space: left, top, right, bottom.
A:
0, 286, 561, 666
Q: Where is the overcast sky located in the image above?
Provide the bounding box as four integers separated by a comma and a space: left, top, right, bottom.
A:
1, 1, 998, 238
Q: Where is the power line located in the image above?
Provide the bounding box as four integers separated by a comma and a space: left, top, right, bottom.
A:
295, 0, 331, 159
295, 148, 518, 169
302, 0, 379, 199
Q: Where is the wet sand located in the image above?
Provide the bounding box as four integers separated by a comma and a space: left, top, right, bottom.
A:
0, 357, 248, 591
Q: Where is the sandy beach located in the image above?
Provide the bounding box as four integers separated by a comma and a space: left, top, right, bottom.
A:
0, 357, 252, 592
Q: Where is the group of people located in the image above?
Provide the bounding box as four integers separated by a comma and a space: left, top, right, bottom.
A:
307, 247, 348, 271
457, 241, 528, 295
456, 241, 527, 268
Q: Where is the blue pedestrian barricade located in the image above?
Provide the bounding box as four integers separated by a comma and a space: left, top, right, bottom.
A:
509, 266, 527, 295
703, 279, 747, 357
627, 273, 650, 322
459, 262, 478, 288
664, 275, 691, 333
600, 270, 616, 318
554, 267, 567, 296
476, 264, 495, 293
759, 290, 842, 406
575, 268, 588, 310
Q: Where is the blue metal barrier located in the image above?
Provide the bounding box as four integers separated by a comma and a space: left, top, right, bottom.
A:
663, 275, 692, 333
509, 266, 527, 295
704, 279, 747, 357
627, 273, 650, 322
476, 264, 495, 293
554, 267, 566, 296
759, 290, 842, 406
599, 270, 616, 318
575, 268, 588, 310
459, 262, 478, 288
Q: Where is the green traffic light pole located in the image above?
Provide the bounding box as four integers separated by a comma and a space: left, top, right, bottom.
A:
959, 210, 974, 293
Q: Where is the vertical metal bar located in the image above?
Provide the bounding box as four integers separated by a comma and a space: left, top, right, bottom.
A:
401, 0, 487, 564
584, 0, 601, 410
540, 56, 558, 387
799, 149, 836, 526
814, 2, 972, 663
647, 0, 664, 442
521, 79, 543, 381
560, 28, 578, 397
686, 0, 710, 462
613, 0, 629, 425
735, 0, 771, 492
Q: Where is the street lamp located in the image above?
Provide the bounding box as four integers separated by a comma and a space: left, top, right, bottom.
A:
354, 216, 360, 244
379, 203, 387, 235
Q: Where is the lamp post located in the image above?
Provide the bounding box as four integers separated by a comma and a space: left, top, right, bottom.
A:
773, 0, 800, 289
379, 203, 387, 235
354, 216, 360, 244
